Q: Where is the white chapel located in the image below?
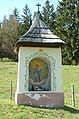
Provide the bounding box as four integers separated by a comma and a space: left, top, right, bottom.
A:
15, 4, 65, 107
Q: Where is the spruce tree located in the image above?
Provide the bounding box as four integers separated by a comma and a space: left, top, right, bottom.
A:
42, 0, 56, 32
54, 0, 79, 65
20, 4, 32, 35
13, 7, 20, 22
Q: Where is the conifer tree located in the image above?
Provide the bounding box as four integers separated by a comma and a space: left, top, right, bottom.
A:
54, 0, 79, 65
13, 7, 20, 22
42, 0, 56, 32
19, 4, 32, 35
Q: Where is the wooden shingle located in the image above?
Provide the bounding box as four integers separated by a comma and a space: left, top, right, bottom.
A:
15, 11, 65, 52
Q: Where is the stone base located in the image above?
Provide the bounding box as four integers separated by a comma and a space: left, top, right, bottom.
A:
15, 92, 64, 108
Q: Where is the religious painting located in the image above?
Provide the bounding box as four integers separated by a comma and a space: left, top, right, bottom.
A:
29, 58, 50, 91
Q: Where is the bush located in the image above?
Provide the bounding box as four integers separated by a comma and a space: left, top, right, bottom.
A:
0, 58, 11, 62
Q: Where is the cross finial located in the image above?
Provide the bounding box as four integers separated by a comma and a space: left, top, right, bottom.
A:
36, 3, 41, 12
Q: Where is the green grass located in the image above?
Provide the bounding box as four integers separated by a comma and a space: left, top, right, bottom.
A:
0, 62, 17, 99
0, 62, 79, 119
62, 66, 79, 107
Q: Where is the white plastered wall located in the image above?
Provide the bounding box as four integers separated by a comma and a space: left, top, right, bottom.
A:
16, 47, 63, 93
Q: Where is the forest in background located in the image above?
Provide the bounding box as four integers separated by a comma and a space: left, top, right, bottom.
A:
0, 0, 79, 65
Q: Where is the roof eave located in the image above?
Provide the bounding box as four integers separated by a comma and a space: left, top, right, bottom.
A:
14, 41, 65, 53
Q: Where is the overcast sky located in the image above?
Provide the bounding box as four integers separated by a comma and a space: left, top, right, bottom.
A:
0, 0, 60, 21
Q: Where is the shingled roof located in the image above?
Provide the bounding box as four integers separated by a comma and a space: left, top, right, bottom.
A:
15, 11, 65, 52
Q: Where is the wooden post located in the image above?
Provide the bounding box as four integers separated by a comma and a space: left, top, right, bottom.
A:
71, 84, 75, 107
10, 80, 12, 100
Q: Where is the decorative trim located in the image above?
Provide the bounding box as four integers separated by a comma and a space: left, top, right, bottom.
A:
24, 51, 56, 91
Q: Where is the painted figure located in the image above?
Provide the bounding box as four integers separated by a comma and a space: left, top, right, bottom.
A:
34, 64, 41, 81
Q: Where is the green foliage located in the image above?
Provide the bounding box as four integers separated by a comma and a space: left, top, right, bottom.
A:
0, 15, 19, 61
0, 1, 79, 64
17, 4, 32, 37
0, 58, 11, 62
54, 0, 79, 65
42, 0, 56, 32
12, 7, 21, 22
21, 4, 32, 34
0, 4, 31, 61
0, 62, 79, 119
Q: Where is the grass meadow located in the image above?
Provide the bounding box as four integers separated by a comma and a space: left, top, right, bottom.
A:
0, 62, 79, 119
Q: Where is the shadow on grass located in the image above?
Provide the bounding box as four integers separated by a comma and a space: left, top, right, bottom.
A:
49, 106, 79, 114
24, 104, 79, 114
63, 106, 79, 114
49, 105, 79, 114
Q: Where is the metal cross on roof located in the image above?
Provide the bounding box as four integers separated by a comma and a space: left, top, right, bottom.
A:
36, 3, 41, 12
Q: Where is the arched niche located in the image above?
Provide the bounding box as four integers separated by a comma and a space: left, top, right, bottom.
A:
29, 57, 51, 91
